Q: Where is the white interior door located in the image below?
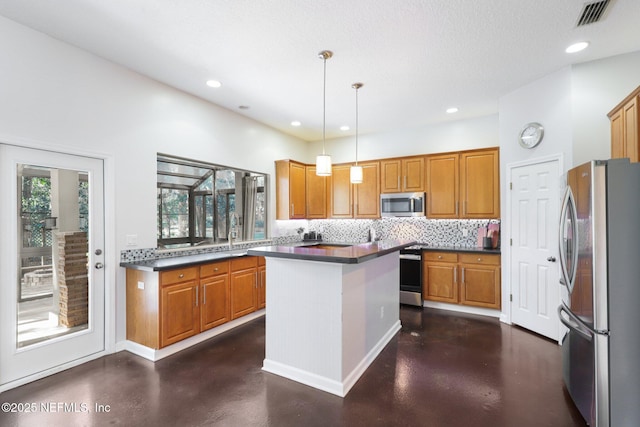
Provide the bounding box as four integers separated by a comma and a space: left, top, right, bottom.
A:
510, 159, 561, 340
0, 144, 105, 388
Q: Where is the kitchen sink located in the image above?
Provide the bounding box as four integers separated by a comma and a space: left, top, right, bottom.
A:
305, 243, 352, 250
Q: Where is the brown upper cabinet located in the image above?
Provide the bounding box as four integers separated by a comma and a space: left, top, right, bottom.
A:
427, 148, 500, 219
353, 162, 381, 219
305, 165, 327, 219
328, 164, 353, 218
609, 85, 640, 162
380, 157, 425, 193
327, 162, 380, 219
276, 148, 499, 220
275, 160, 306, 219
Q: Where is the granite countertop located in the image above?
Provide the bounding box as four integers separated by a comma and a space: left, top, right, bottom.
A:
247, 239, 416, 264
417, 245, 501, 255
119, 248, 251, 272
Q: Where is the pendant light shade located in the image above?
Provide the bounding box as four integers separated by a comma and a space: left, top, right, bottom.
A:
350, 165, 363, 183
316, 50, 333, 176
350, 82, 363, 184
316, 154, 332, 176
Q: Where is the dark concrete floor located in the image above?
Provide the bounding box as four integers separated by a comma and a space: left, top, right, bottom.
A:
1, 307, 586, 427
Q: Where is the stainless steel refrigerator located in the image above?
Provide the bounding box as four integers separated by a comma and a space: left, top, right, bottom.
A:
558, 159, 640, 426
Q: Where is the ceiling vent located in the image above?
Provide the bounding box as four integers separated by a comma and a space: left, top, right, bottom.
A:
576, 0, 612, 26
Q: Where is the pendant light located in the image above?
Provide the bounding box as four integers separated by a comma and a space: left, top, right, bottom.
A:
350, 82, 363, 184
316, 50, 333, 176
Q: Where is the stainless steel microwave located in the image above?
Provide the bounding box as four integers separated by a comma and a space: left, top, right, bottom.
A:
380, 192, 426, 217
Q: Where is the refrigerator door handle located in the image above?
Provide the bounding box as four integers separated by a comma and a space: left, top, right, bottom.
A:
558, 187, 578, 294
558, 302, 593, 342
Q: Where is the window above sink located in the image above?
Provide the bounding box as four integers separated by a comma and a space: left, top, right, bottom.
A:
157, 153, 269, 250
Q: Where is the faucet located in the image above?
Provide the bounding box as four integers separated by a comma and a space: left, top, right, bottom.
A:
229, 212, 238, 249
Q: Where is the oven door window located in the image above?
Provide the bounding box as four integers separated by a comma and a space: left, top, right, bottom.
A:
400, 257, 422, 291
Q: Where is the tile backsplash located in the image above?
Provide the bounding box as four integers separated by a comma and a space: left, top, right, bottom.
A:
121, 218, 499, 263
276, 217, 500, 247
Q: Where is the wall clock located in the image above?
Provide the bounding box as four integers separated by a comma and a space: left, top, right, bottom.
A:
518, 122, 544, 149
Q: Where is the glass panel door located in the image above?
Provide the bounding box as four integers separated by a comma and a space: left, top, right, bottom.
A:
0, 145, 105, 387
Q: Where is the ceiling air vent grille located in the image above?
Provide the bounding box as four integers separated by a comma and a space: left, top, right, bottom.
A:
576, 0, 611, 26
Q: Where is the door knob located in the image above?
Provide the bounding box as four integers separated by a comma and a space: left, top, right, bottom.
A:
547, 256, 557, 262
95, 262, 104, 269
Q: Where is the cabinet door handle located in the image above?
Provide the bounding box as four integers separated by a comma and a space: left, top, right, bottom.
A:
397, 176, 400, 190
203, 285, 206, 305
461, 267, 465, 284
454, 267, 457, 284
291, 203, 294, 216
195, 286, 199, 307
455, 201, 458, 216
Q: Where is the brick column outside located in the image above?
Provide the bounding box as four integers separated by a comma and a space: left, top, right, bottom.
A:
56, 231, 89, 328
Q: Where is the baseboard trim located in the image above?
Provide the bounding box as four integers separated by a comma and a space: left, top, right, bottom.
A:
423, 301, 501, 318
262, 320, 401, 397
122, 309, 265, 362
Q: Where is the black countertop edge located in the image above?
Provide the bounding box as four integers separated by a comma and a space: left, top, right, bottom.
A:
120, 248, 252, 272
419, 245, 501, 254
246, 239, 416, 264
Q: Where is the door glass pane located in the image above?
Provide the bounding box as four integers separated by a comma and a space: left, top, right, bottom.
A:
17, 164, 90, 348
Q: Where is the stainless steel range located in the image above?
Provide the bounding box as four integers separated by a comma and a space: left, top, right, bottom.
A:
399, 245, 423, 306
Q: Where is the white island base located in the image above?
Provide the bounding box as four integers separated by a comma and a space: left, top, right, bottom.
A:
262, 252, 401, 397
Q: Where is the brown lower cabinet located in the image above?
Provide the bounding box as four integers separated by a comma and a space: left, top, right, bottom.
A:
126, 256, 264, 349
230, 256, 258, 319
423, 251, 501, 309
257, 256, 266, 309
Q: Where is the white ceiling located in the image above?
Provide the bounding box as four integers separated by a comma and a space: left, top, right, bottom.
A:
1, 0, 639, 142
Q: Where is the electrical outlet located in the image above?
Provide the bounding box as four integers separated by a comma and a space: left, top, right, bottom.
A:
137, 281, 144, 290
126, 234, 138, 247
462, 228, 468, 237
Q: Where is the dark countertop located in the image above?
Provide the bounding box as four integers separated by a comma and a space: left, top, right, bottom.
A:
247, 239, 416, 264
120, 249, 251, 272
119, 241, 498, 272
417, 245, 501, 255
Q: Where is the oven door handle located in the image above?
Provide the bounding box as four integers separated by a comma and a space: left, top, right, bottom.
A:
399, 254, 421, 261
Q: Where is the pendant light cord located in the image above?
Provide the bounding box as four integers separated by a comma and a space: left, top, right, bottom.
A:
322, 56, 327, 155
355, 85, 359, 165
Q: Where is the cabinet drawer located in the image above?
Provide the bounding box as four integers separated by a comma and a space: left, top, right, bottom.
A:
423, 252, 458, 263
200, 260, 229, 278
459, 253, 500, 265
160, 267, 198, 286
258, 256, 266, 266
231, 256, 258, 271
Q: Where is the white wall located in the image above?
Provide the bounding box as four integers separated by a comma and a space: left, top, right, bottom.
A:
497, 50, 640, 323
308, 114, 499, 163
497, 66, 573, 322
572, 51, 640, 165
0, 16, 307, 344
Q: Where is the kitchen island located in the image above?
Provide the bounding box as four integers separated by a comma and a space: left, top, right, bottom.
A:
247, 239, 414, 397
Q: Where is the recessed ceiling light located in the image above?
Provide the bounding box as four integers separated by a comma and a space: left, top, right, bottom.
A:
291, 121, 301, 127
446, 107, 459, 114
565, 41, 589, 53
206, 80, 222, 88
340, 125, 350, 131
